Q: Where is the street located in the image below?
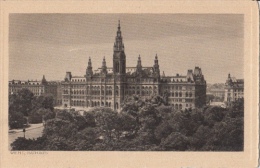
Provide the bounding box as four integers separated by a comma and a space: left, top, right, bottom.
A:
9, 123, 44, 150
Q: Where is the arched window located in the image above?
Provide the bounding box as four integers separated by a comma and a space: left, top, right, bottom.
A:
116, 62, 119, 73
115, 102, 119, 109
179, 92, 182, 97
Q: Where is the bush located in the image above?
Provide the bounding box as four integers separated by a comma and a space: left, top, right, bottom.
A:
9, 111, 27, 129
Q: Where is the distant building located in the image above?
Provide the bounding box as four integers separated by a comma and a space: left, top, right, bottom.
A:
209, 89, 225, 98
9, 75, 61, 106
207, 88, 225, 102
61, 21, 207, 111
209, 101, 226, 108
224, 73, 244, 106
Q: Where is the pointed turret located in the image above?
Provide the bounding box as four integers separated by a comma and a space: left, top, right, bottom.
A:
114, 20, 124, 52
101, 56, 107, 75
86, 57, 93, 77
153, 54, 160, 77
226, 73, 233, 86
136, 54, 142, 75
162, 71, 165, 77
41, 75, 47, 85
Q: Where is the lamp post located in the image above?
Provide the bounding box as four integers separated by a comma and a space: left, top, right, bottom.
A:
23, 125, 26, 138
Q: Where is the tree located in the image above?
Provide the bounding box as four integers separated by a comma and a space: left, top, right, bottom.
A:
83, 111, 96, 127
56, 110, 74, 122
9, 89, 34, 116
160, 132, 189, 151
203, 106, 225, 127
154, 120, 173, 142
43, 118, 78, 139
9, 110, 27, 129
11, 137, 46, 150
28, 108, 55, 124
42, 109, 56, 122
31, 94, 54, 112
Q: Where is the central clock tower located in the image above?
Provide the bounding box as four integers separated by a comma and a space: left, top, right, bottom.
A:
113, 20, 126, 111
113, 20, 126, 75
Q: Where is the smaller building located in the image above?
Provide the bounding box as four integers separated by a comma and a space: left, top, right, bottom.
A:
224, 73, 244, 107
9, 75, 61, 106
209, 89, 225, 98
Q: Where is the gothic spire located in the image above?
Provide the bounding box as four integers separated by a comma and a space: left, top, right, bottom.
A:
86, 57, 93, 77
101, 56, 107, 74
41, 75, 47, 84
153, 54, 160, 77
102, 56, 106, 67
154, 54, 159, 67
88, 57, 92, 68
162, 71, 165, 77
114, 20, 124, 52
137, 54, 142, 72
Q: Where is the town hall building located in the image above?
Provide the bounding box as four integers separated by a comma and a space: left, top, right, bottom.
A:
61, 21, 207, 111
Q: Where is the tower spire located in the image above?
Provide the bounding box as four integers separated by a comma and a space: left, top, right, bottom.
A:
88, 57, 92, 67
102, 56, 106, 67
86, 57, 93, 77
137, 54, 142, 72
101, 56, 107, 75
113, 21, 126, 75
153, 54, 160, 78
41, 75, 47, 84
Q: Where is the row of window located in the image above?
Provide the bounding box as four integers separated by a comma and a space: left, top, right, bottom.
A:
162, 86, 194, 90
228, 89, 244, 92
10, 83, 41, 85
65, 100, 192, 110
64, 90, 193, 97
68, 101, 119, 109
65, 85, 194, 91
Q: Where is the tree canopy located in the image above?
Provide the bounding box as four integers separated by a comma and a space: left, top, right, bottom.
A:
11, 95, 244, 151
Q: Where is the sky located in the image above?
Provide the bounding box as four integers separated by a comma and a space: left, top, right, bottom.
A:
9, 14, 244, 84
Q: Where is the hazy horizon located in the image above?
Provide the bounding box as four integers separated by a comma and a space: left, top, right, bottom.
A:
9, 14, 244, 83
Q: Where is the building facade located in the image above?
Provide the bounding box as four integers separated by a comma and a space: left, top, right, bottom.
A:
224, 73, 244, 106
9, 75, 61, 105
61, 21, 207, 111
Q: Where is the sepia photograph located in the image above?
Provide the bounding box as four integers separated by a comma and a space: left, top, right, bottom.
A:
8, 14, 244, 151
0, 1, 258, 168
